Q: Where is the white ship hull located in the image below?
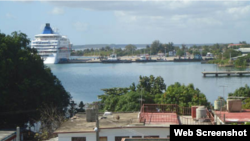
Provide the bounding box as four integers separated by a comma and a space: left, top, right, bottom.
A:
31, 23, 72, 64
42, 51, 71, 64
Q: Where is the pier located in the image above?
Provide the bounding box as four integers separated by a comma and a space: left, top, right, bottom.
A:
202, 71, 250, 77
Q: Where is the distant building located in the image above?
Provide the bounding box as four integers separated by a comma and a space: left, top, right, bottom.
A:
235, 48, 250, 54
168, 50, 176, 56
185, 52, 191, 57
206, 52, 213, 57
157, 53, 164, 57
228, 44, 243, 48
231, 54, 247, 60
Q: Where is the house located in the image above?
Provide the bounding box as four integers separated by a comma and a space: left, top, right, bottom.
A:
206, 52, 213, 57
54, 112, 172, 141
168, 51, 176, 56
185, 52, 191, 57
228, 44, 243, 48
54, 104, 214, 141
235, 48, 250, 54
213, 99, 250, 125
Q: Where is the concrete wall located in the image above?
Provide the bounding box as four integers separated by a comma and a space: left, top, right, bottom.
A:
213, 114, 225, 125
59, 133, 95, 141
58, 128, 170, 141
123, 139, 169, 141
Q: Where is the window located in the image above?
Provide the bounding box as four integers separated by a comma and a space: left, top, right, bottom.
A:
72, 137, 86, 141
99, 137, 107, 141
115, 136, 129, 141
132, 136, 142, 138
144, 136, 159, 138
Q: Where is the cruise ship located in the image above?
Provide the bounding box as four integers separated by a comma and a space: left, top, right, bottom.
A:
31, 23, 72, 64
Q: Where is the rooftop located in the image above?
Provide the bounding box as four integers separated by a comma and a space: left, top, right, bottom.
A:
122, 138, 169, 141
0, 131, 16, 141
236, 48, 250, 52
214, 109, 250, 123
228, 44, 244, 47
54, 112, 175, 134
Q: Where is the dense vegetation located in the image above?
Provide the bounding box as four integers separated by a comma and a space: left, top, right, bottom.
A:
71, 40, 176, 57
228, 85, 250, 109
0, 31, 71, 129
204, 41, 250, 67
98, 75, 210, 112
71, 41, 250, 68
160, 83, 208, 107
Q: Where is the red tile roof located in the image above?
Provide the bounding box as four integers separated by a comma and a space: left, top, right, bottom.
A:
214, 109, 250, 123
140, 112, 179, 124
228, 44, 243, 47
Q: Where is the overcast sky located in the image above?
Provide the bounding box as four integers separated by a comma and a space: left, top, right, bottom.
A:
1, 0, 250, 45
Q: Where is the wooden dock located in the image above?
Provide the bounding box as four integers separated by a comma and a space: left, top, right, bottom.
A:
202, 71, 250, 77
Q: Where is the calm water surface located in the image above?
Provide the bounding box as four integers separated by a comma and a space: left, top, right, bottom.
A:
46, 62, 250, 104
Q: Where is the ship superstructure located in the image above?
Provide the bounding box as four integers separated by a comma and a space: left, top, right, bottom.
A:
31, 23, 72, 64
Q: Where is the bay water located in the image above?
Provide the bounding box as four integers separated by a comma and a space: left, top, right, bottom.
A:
46, 62, 250, 105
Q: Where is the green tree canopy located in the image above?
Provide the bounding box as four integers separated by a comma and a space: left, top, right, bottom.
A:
176, 49, 184, 57
98, 76, 209, 112
78, 101, 85, 112
137, 75, 166, 95
151, 40, 161, 55
125, 44, 137, 52
243, 98, 250, 109
0, 31, 71, 129
228, 85, 250, 109
228, 84, 250, 98
69, 100, 77, 117
160, 82, 209, 107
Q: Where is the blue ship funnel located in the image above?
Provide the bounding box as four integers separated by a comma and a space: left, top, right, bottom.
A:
42, 23, 54, 34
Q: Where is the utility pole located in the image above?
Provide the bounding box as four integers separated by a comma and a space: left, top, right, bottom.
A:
141, 88, 143, 108
138, 80, 144, 109
165, 47, 166, 60
219, 85, 228, 103
95, 102, 99, 141
16, 127, 20, 141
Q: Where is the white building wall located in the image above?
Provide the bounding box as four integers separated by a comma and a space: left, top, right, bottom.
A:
58, 127, 170, 141
100, 128, 169, 140
58, 133, 95, 141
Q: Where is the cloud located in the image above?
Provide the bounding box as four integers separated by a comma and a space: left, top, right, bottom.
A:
51, 7, 64, 15
72, 22, 88, 32
188, 17, 223, 26
227, 5, 250, 15
40, 0, 250, 29
5, 13, 16, 19
12, 0, 34, 3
